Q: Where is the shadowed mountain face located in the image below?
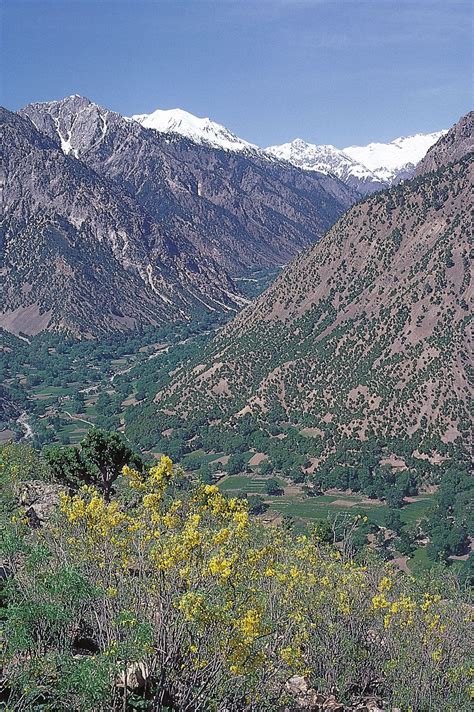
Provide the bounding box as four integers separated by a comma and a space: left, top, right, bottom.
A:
153, 115, 473, 449
20, 96, 358, 274
0, 108, 243, 337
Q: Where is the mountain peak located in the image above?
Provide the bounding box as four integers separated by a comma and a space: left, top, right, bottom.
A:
266, 139, 381, 192
267, 129, 447, 192
343, 130, 447, 181
416, 111, 474, 177
131, 106, 258, 153
21, 96, 114, 158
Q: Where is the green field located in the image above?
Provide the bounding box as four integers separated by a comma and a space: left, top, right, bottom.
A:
218, 474, 286, 494
268, 494, 433, 527
216, 473, 435, 529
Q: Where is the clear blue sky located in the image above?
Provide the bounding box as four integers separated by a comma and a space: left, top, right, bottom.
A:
1, 0, 472, 146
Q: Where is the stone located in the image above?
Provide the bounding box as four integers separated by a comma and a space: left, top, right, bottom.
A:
18, 480, 65, 526
117, 661, 150, 691
286, 676, 309, 696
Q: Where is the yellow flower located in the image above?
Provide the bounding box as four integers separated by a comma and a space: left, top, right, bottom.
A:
377, 576, 392, 593
280, 646, 302, 667
209, 555, 232, 580
235, 608, 262, 641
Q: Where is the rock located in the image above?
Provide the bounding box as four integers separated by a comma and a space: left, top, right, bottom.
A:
18, 480, 65, 526
323, 696, 345, 711
117, 661, 150, 692
286, 676, 309, 696
306, 690, 326, 707
286, 676, 327, 709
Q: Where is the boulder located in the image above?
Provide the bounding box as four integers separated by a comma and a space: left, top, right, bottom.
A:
18, 480, 65, 526
117, 661, 150, 692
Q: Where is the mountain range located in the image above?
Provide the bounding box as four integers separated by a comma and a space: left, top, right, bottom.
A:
266, 132, 446, 193
152, 112, 473, 451
134, 104, 446, 193
0, 95, 460, 341
1, 95, 357, 336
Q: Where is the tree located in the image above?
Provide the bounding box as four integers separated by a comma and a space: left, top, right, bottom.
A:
226, 453, 246, 476
247, 495, 268, 515
259, 460, 273, 476
384, 509, 403, 534
81, 429, 141, 500
43, 445, 95, 489
265, 478, 283, 496
44, 430, 142, 500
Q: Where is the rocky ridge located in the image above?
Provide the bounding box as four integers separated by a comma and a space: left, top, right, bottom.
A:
20, 96, 357, 275
0, 108, 242, 337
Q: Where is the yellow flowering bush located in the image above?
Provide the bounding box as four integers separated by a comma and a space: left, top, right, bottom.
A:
2, 454, 472, 711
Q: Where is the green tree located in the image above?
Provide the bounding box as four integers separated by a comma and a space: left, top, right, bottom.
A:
44, 430, 141, 499
43, 445, 94, 489
80, 429, 141, 500
265, 478, 283, 496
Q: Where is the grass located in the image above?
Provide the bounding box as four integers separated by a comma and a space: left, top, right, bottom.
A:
268, 492, 434, 528
32, 385, 75, 398
408, 547, 432, 574
181, 450, 226, 468
219, 475, 267, 493
399, 497, 433, 525
268, 498, 386, 524
218, 474, 286, 494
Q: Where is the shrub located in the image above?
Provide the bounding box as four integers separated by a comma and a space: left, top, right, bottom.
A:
1, 453, 471, 710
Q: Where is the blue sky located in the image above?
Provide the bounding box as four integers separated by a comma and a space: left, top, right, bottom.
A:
1, 0, 472, 146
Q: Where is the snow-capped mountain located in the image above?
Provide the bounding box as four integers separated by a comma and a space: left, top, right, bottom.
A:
344, 131, 448, 183
134, 104, 446, 194
265, 139, 382, 193
132, 107, 258, 153
266, 131, 447, 193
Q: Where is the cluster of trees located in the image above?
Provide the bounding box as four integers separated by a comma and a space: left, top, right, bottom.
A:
424, 464, 472, 566
0, 311, 225, 447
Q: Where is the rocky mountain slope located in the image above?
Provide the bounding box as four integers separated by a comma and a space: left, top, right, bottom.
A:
154, 114, 473, 450
0, 108, 242, 337
267, 131, 446, 194
20, 96, 357, 275
415, 111, 473, 176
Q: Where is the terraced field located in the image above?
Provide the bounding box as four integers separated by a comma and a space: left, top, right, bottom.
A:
217, 474, 434, 527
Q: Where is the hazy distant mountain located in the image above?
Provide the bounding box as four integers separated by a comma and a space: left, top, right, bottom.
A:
267, 131, 447, 194
154, 114, 473, 450
0, 107, 242, 337
21, 96, 357, 275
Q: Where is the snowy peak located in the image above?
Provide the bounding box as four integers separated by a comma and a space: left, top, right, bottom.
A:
266, 138, 340, 174
132, 107, 258, 153
343, 131, 447, 182
267, 138, 377, 178
266, 138, 382, 193
266, 130, 447, 192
